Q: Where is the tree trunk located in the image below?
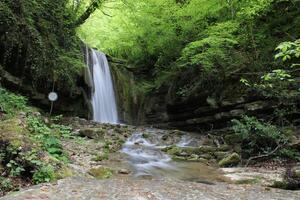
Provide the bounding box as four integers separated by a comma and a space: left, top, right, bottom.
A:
73, 0, 104, 27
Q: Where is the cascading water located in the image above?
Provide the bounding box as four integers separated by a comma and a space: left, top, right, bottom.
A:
88, 48, 118, 124
121, 129, 222, 182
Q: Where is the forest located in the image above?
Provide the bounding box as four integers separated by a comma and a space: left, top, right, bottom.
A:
0, 0, 299, 199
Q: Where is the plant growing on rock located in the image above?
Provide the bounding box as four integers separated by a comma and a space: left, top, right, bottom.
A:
33, 165, 55, 184
0, 88, 28, 118
26, 115, 69, 162
232, 116, 290, 161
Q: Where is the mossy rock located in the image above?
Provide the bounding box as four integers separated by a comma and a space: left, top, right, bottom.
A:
200, 154, 213, 160
235, 178, 260, 185
172, 155, 188, 161
214, 151, 228, 160
218, 145, 230, 151
55, 166, 74, 179
0, 118, 33, 148
165, 145, 217, 158
165, 146, 183, 156
79, 128, 105, 139
142, 133, 150, 139
198, 146, 217, 153
88, 167, 113, 179
224, 134, 241, 145
218, 153, 241, 167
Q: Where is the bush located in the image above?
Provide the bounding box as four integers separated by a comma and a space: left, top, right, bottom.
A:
26, 115, 68, 162
33, 165, 55, 184
0, 88, 28, 117
0, 177, 14, 193
232, 116, 290, 158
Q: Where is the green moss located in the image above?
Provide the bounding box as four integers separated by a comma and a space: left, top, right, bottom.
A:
91, 152, 109, 162
218, 153, 241, 167
55, 166, 74, 179
142, 133, 150, 139
0, 118, 34, 148
235, 178, 260, 185
165, 146, 183, 156
272, 181, 289, 190
296, 170, 300, 178
88, 167, 113, 179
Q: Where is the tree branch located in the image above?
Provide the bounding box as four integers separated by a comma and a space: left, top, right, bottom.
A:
74, 0, 105, 27
245, 141, 288, 167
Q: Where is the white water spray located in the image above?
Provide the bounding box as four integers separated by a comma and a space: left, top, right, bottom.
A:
88, 48, 118, 124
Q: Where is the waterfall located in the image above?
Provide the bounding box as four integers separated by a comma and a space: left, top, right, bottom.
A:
87, 48, 118, 124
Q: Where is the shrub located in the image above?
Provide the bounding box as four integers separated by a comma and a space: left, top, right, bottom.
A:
32, 165, 55, 184
232, 116, 290, 158
0, 177, 14, 193
0, 88, 28, 117
26, 115, 68, 162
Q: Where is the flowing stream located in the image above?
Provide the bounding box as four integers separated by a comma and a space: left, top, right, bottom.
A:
88, 48, 118, 124
121, 129, 224, 182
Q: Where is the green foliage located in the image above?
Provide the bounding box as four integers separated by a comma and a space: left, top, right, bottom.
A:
0, 88, 28, 117
0, 177, 14, 193
32, 165, 55, 184
92, 152, 109, 162
6, 160, 25, 177
279, 148, 300, 161
79, 0, 299, 98
26, 116, 68, 162
240, 39, 300, 122
179, 21, 239, 71
0, 0, 84, 90
50, 124, 73, 138
232, 116, 290, 158
275, 39, 300, 63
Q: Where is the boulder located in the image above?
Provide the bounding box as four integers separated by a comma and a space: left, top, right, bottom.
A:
214, 151, 228, 160
79, 128, 105, 139
218, 153, 241, 167
118, 169, 131, 175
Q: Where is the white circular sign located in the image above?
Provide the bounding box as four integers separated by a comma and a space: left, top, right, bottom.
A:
48, 92, 58, 102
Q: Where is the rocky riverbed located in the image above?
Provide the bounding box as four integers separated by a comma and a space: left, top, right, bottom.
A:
2, 176, 300, 200
1, 118, 299, 199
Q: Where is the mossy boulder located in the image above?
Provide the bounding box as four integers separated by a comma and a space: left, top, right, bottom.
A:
79, 128, 105, 139
198, 146, 217, 153
165, 146, 183, 156
218, 153, 241, 167
214, 151, 228, 160
88, 167, 113, 179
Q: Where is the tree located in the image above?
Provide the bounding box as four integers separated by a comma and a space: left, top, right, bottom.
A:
74, 0, 106, 27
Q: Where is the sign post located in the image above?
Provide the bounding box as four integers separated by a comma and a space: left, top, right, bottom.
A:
48, 92, 58, 116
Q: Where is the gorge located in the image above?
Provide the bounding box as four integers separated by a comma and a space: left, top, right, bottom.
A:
0, 0, 299, 199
